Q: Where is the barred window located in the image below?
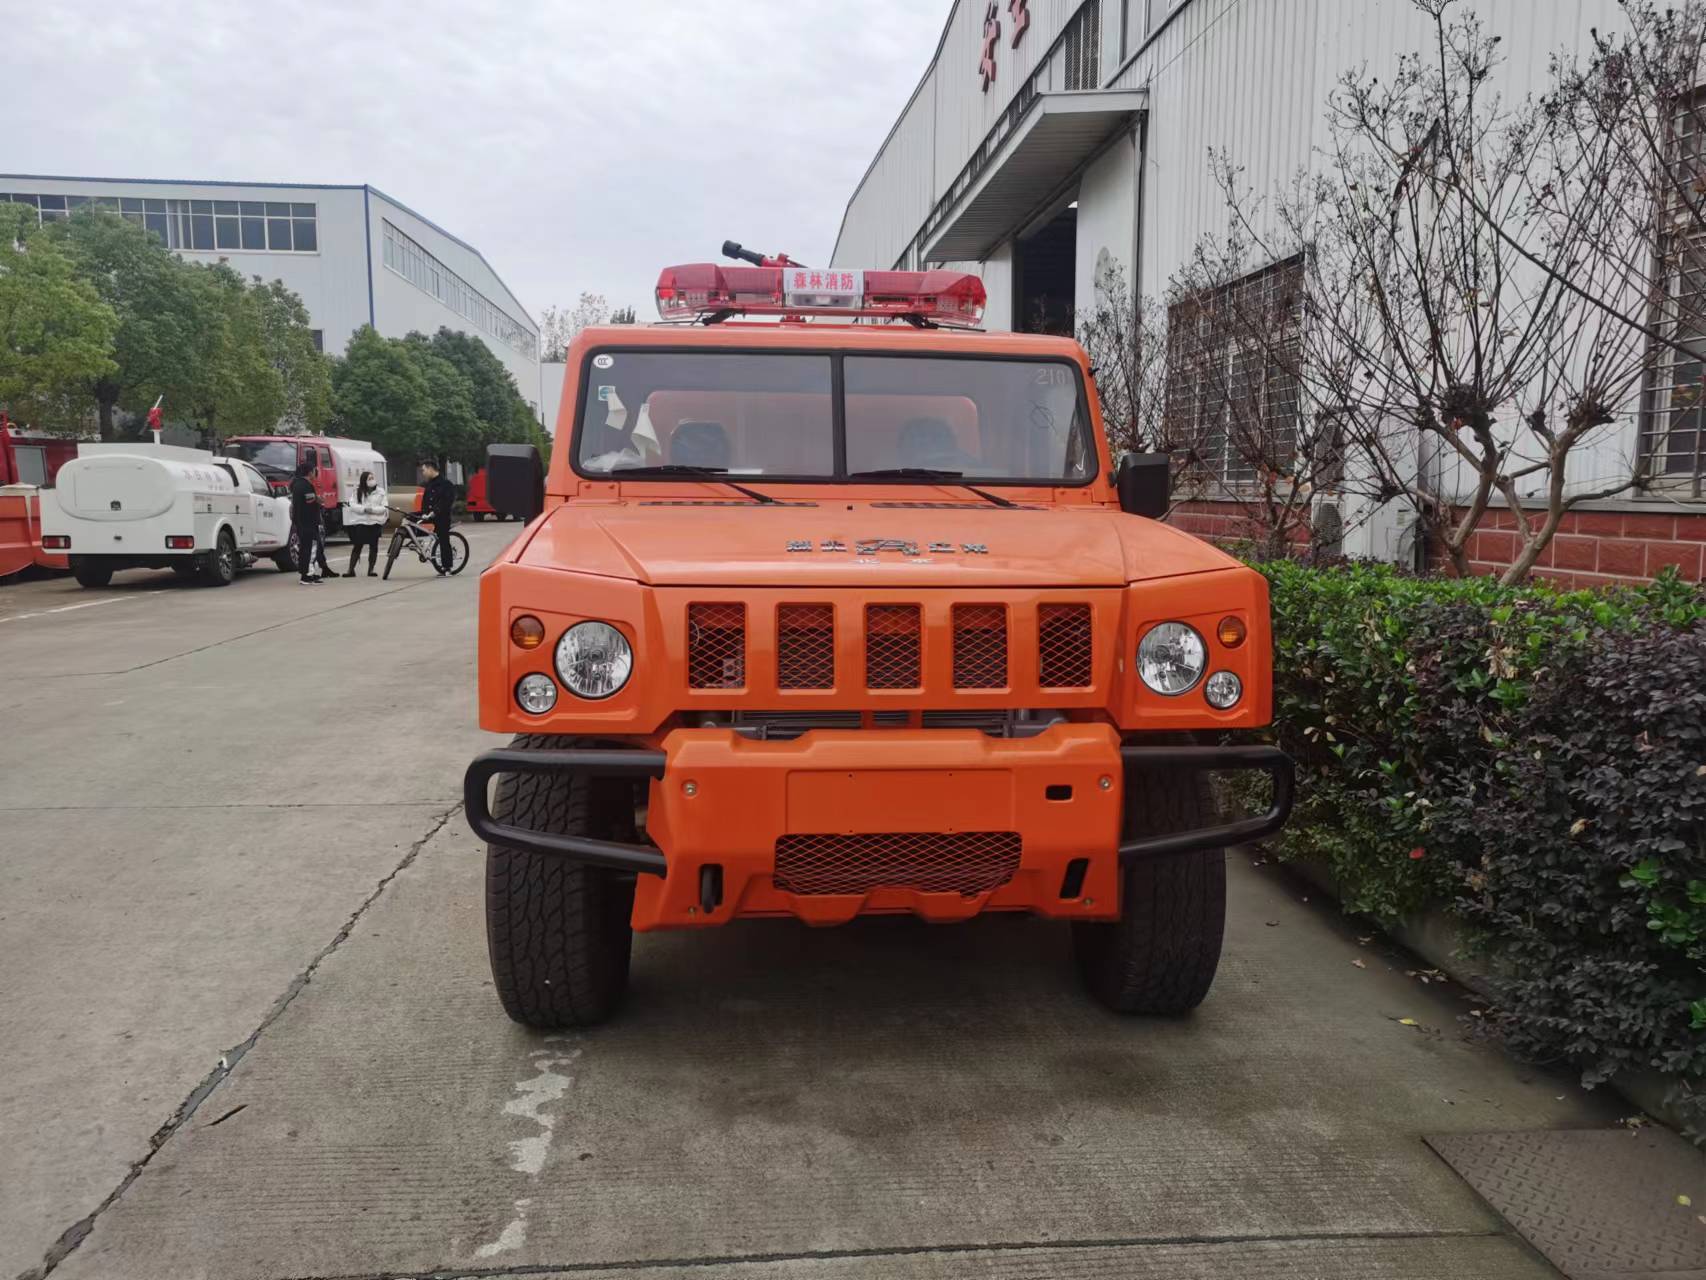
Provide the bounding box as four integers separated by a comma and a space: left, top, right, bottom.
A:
1643, 91, 1706, 493
1164, 255, 1303, 488
1062, 2, 1101, 91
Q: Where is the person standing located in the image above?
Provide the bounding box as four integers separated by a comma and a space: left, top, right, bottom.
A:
417, 460, 457, 576
288, 459, 327, 585
342, 470, 387, 577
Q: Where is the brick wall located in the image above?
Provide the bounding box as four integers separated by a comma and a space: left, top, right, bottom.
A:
1461, 508, 1706, 588
1166, 497, 1706, 587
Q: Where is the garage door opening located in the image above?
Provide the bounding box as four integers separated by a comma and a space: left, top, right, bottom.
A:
1016, 204, 1077, 335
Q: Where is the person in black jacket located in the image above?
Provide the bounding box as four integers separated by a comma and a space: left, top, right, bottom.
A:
417, 460, 456, 575
288, 459, 331, 584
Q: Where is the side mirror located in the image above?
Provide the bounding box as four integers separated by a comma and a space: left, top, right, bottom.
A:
487, 444, 544, 521
1115, 452, 1170, 518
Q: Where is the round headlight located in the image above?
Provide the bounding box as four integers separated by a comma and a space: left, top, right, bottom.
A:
1204, 670, 1243, 709
515, 672, 558, 714
1137, 622, 1206, 695
555, 621, 633, 699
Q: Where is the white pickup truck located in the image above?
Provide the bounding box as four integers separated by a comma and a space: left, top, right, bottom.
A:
41, 443, 293, 588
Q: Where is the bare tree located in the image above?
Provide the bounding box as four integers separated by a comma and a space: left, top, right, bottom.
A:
1075, 259, 1168, 456
538, 292, 619, 362
1192, 0, 1683, 582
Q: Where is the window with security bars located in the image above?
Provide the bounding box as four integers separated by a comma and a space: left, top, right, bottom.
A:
1062, 3, 1102, 91
1164, 255, 1303, 488
1642, 91, 1706, 493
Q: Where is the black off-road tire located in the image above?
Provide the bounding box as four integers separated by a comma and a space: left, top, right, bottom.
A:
1073, 770, 1226, 1015
201, 529, 238, 586
485, 734, 638, 1029
70, 558, 113, 588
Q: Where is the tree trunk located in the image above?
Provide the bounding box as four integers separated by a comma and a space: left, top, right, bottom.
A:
98, 398, 116, 442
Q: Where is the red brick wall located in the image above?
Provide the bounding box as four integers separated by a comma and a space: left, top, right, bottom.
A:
1167, 498, 1706, 587
1462, 508, 1706, 588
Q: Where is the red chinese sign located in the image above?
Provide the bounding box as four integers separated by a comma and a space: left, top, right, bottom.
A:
979, 2, 1000, 91
1009, 0, 1030, 46
790, 270, 858, 292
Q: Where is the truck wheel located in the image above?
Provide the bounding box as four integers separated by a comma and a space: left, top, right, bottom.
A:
70, 559, 112, 588
1072, 770, 1226, 1015
200, 530, 238, 587
485, 734, 637, 1029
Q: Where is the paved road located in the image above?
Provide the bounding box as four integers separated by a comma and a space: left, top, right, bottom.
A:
1, 527, 1616, 1280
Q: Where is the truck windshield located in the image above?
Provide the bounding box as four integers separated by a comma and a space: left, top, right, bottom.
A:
574, 350, 1094, 484
228, 441, 299, 474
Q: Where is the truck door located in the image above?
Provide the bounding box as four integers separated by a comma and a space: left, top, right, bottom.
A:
215, 463, 252, 545
242, 464, 284, 547
314, 446, 337, 515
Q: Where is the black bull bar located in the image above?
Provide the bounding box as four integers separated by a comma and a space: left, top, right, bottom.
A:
464, 744, 1293, 876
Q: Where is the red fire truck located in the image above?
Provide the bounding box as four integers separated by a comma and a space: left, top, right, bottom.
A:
0, 416, 78, 578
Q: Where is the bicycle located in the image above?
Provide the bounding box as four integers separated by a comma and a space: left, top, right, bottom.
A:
382, 507, 470, 580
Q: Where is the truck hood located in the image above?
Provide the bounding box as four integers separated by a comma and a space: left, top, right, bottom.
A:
517, 500, 1238, 587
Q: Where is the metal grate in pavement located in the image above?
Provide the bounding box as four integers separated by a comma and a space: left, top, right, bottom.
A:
1425, 1128, 1706, 1279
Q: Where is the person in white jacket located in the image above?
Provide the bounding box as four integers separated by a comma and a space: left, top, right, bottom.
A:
342, 471, 388, 577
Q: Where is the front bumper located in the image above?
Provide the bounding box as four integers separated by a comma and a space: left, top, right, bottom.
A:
464, 725, 1292, 929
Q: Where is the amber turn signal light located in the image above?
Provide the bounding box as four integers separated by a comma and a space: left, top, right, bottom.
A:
510, 615, 546, 650
1216, 615, 1247, 648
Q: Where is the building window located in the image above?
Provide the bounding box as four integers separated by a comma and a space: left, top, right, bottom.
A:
381, 219, 537, 361
0, 192, 316, 253
1643, 92, 1706, 493
1164, 255, 1304, 487
309, 329, 324, 353
1062, 1, 1101, 91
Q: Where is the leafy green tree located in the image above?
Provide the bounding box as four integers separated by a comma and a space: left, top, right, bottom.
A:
0, 203, 117, 427
400, 335, 482, 467
251, 278, 330, 431
47, 209, 204, 439
421, 326, 543, 458
331, 326, 433, 458
181, 264, 285, 441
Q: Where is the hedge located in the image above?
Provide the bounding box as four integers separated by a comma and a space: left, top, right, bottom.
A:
1255, 560, 1706, 1105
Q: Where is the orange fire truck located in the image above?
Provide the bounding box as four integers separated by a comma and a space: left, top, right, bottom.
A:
463, 243, 1291, 1028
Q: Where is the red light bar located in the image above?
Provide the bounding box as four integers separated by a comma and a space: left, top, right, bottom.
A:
655, 264, 986, 328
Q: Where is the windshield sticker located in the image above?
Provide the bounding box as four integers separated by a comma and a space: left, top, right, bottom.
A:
593, 354, 615, 369
596, 385, 614, 402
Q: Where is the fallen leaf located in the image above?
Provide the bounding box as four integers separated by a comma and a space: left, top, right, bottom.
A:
1398, 1017, 1420, 1027
1352, 958, 1367, 968
1570, 818, 1588, 837
1682, 1194, 1694, 1207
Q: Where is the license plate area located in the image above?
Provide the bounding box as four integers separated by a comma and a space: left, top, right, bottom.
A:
785, 768, 1013, 834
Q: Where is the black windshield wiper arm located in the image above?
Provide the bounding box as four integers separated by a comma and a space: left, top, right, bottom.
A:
845, 468, 1018, 509
610, 464, 777, 505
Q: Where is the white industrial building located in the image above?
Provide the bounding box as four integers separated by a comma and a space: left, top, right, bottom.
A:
1, 175, 542, 420
834, 0, 1706, 580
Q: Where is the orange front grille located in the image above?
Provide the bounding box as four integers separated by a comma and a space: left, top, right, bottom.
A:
773, 831, 1022, 896
777, 604, 835, 690
1038, 603, 1093, 688
688, 603, 745, 688
952, 604, 1007, 688
865, 604, 921, 689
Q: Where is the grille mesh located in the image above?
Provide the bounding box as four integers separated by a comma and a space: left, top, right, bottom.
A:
1038, 604, 1093, 687
688, 603, 746, 688
865, 604, 922, 689
952, 604, 1008, 688
774, 831, 1022, 896
777, 604, 835, 690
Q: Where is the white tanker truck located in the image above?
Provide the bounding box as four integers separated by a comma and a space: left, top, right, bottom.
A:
41, 444, 293, 588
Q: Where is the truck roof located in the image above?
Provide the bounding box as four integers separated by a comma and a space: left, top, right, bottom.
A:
569, 323, 1087, 360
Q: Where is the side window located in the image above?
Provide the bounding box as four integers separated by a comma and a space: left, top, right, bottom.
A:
246, 467, 271, 497
14, 447, 46, 487
318, 448, 332, 469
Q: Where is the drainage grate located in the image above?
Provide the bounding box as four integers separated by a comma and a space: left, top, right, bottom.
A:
1426, 1128, 1706, 1279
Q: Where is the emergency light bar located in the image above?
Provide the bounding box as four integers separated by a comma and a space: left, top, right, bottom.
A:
654, 263, 986, 328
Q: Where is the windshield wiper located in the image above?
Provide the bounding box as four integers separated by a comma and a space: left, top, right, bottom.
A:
845, 468, 1018, 509
609, 464, 777, 505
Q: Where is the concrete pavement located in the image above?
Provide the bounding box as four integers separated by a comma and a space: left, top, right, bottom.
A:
1, 526, 1619, 1279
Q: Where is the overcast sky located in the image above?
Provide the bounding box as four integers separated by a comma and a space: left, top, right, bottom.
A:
6, 0, 952, 324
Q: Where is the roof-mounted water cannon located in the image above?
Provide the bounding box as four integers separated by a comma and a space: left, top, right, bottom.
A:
656, 247, 986, 329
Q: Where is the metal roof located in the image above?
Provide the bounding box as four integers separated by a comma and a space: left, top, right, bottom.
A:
921, 89, 1146, 263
